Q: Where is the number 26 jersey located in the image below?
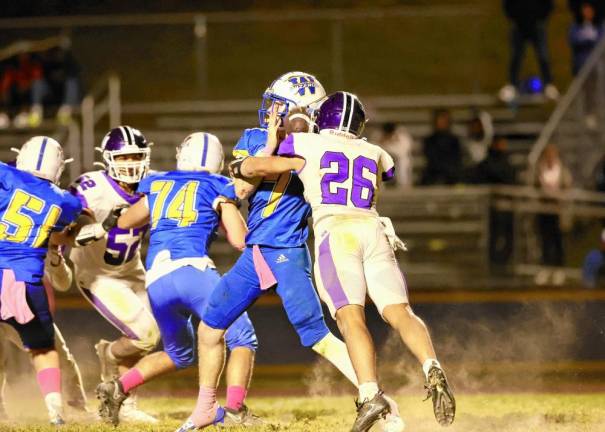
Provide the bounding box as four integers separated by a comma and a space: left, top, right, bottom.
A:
68, 170, 146, 280
277, 131, 395, 226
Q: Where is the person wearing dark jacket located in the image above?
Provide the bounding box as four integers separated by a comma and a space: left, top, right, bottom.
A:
474, 136, 517, 266
421, 109, 463, 185
569, 2, 604, 75
500, 0, 559, 101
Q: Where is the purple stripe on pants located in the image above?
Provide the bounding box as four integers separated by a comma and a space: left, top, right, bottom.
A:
318, 235, 349, 310
80, 286, 139, 340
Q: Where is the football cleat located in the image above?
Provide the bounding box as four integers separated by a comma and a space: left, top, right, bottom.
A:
119, 395, 159, 424
174, 419, 198, 432
95, 379, 127, 426
351, 391, 390, 432
94, 339, 119, 382
424, 366, 456, 426
175, 407, 225, 431
221, 404, 263, 426
49, 413, 66, 426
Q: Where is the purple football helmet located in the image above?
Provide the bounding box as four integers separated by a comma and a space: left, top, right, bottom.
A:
96, 126, 151, 184
316, 91, 366, 137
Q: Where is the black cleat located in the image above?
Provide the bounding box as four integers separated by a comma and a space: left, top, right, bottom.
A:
350, 391, 390, 432
96, 379, 127, 426
424, 366, 456, 426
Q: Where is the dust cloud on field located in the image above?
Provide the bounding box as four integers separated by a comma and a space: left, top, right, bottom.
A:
305, 302, 587, 396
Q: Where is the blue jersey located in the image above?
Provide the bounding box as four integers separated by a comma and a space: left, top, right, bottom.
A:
233, 128, 310, 247
0, 163, 82, 283
138, 170, 236, 269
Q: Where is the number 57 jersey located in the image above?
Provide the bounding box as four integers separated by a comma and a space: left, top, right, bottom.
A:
68, 170, 146, 283
277, 131, 395, 226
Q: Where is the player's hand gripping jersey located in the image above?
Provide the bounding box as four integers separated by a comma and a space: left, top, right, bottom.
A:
234, 128, 310, 247
69, 171, 146, 282
0, 162, 82, 283
137, 170, 236, 272
277, 131, 395, 227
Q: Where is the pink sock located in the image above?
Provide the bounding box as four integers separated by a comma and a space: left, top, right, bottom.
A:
119, 368, 145, 393
190, 386, 218, 427
37, 368, 61, 396
226, 386, 247, 411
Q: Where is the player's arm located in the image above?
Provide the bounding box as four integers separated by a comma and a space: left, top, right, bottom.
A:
233, 177, 261, 200
218, 201, 247, 251
117, 197, 150, 229
232, 155, 304, 178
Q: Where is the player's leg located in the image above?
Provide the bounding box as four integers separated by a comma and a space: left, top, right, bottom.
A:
182, 249, 262, 430
223, 310, 259, 425
79, 277, 159, 423
180, 264, 260, 423
313, 229, 390, 431
96, 270, 191, 425
0, 327, 8, 420
365, 229, 455, 426
5, 278, 65, 425
78, 277, 160, 374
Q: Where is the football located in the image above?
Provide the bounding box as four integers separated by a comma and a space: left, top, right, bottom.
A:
284, 107, 313, 134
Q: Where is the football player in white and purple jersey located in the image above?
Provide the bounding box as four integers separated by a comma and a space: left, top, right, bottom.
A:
67, 126, 160, 423
232, 92, 456, 430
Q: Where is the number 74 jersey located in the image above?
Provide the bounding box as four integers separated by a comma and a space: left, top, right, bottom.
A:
68, 170, 146, 281
277, 131, 395, 225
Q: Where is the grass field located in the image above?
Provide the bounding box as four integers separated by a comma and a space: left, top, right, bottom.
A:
1, 393, 604, 432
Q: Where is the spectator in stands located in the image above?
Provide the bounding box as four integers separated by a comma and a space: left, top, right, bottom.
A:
473, 135, 517, 266
0, 52, 44, 129
499, 0, 559, 103
570, 1, 604, 75
582, 230, 605, 288
421, 108, 463, 185
569, 0, 605, 25
378, 122, 413, 188
464, 109, 494, 166
534, 144, 573, 285
33, 40, 81, 126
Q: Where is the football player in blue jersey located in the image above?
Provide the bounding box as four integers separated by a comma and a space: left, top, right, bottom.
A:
94, 132, 258, 428
0, 136, 83, 425
187, 72, 405, 431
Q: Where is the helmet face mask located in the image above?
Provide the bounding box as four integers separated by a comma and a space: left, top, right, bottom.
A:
97, 126, 151, 184
176, 132, 224, 174
13, 136, 70, 184
258, 71, 326, 128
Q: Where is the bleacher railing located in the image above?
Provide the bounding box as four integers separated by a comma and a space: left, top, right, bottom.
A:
529, 36, 605, 187
81, 73, 121, 171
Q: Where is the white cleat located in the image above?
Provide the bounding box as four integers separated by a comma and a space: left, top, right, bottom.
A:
94, 339, 119, 382
119, 396, 159, 424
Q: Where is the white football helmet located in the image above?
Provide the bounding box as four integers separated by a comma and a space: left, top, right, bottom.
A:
258, 71, 326, 128
12, 136, 72, 184
95, 126, 151, 184
176, 132, 224, 174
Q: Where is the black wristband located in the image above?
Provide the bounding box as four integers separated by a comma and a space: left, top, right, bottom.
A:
229, 157, 248, 179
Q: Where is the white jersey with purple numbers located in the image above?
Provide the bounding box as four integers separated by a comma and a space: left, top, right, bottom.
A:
277, 130, 395, 227
68, 170, 146, 283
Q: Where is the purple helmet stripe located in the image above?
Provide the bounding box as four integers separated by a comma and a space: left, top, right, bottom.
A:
35, 137, 48, 171
201, 133, 209, 167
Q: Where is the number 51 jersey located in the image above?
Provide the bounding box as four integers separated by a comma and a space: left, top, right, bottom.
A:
277, 131, 395, 226
68, 170, 146, 282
